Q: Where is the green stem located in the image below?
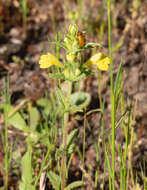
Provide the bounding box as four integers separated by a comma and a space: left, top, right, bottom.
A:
81, 110, 86, 190
107, 0, 115, 190
83, 110, 86, 164
61, 81, 72, 190
56, 32, 61, 88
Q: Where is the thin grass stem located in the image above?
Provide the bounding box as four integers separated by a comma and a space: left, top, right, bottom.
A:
107, 0, 115, 189
4, 76, 10, 190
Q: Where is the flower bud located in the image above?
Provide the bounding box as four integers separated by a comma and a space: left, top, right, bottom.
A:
68, 24, 78, 35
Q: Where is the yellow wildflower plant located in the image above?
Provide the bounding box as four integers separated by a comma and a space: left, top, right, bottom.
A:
39, 53, 63, 69
83, 53, 110, 71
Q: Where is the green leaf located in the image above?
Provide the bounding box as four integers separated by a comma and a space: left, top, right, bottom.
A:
7, 105, 28, 132
67, 129, 78, 151
67, 144, 76, 154
30, 107, 40, 131
69, 105, 83, 114
56, 88, 66, 109
19, 182, 35, 190
70, 73, 87, 81
19, 151, 34, 190
65, 181, 84, 190
47, 171, 60, 190
37, 98, 51, 116
55, 148, 65, 160
70, 69, 95, 82
70, 92, 91, 113
114, 61, 124, 112
48, 73, 65, 80
37, 98, 50, 107
114, 61, 123, 95
61, 129, 79, 154
21, 152, 33, 182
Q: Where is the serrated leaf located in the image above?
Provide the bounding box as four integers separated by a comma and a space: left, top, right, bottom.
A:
60, 129, 78, 154
7, 105, 28, 132
69, 73, 87, 82
56, 88, 66, 109
67, 144, 75, 154
55, 148, 65, 160
65, 181, 84, 190
48, 73, 65, 80
30, 107, 40, 131
47, 171, 60, 190
69, 105, 83, 114
66, 129, 78, 151
69, 69, 94, 82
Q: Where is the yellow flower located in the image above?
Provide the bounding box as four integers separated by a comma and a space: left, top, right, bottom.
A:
39, 53, 63, 69
83, 53, 110, 71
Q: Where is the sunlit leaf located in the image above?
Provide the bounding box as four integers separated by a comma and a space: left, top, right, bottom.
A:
7, 105, 28, 132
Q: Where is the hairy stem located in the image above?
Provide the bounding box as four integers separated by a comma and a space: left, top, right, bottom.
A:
61, 81, 72, 190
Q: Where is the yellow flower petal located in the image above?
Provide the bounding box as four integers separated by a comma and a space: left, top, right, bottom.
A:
39, 53, 63, 69
83, 53, 110, 71
83, 53, 102, 67
96, 57, 110, 71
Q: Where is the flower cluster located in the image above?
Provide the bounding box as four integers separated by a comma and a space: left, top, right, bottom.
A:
38, 24, 110, 81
